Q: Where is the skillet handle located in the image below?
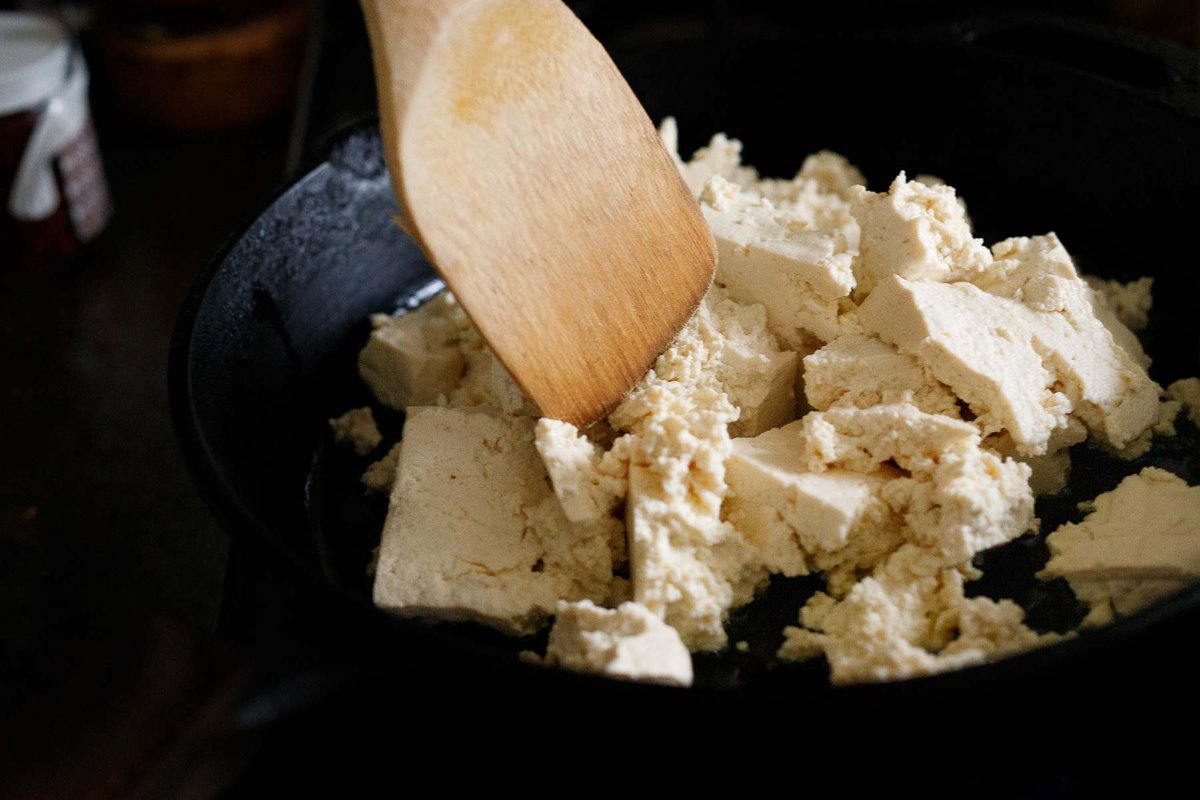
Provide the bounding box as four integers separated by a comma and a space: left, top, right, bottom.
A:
911, 14, 1200, 119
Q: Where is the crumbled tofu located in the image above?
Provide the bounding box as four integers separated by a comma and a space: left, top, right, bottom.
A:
912, 174, 973, 227
1156, 398, 1182, 436
543, 600, 693, 687
797, 403, 980, 475
1085, 275, 1153, 331
361, 128, 1189, 689
610, 285, 796, 439
932, 595, 1061, 667
358, 295, 465, 409
879, 444, 1035, 563
702, 288, 798, 437
796, 404, 1035, 563
726, 422, 900, 578
849, 172, 992, 296
373, 407, 613, 635
443, 330, 503, 410
1028, 449, 1072, 496
912, 173, 969, 225
1040, 467, 1200, 625
660, 117, 759, 198
622, 383, 765, 651
802, 333, 960, 418
701, 176, 858, 347
361, 441, 403, 493
1167, 378, 1200, 427
859, 250, 1161, 456
329, 407, 382, 455
753, 156, 863, 246
1094, 394, 1182, 461
727, 404, 1032, 587
779, 545, 1058, 683
975, 234, 1083, 309
796, 151, 866, 196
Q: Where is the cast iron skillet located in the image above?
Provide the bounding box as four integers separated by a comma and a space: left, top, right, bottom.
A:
171, 15, 1200, 723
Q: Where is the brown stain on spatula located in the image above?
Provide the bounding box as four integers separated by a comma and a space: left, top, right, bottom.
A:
361, 0, 716, 426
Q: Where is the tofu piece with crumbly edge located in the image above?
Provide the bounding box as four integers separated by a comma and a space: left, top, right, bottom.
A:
701, 176, 858, 347
329, 407, 382, 455
534, 419, 630, 564
372, 407, 613, 635
534, 419, 628, 523
912, 175, 972, 226
860, 276, 1063, 453
725, 422, 899, 578
1040, 467, 1200, 625
803, 333, 960, 418
543, 600, 693, 687
703, 288, 799, 437
1087, 285, 1151, 369
849, 172, 992, 296
979, 234, 1150, 369
358, 295, 465, 409
860, 266, 1161, 456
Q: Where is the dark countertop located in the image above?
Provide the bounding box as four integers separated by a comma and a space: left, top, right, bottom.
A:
0, 111, 291, 716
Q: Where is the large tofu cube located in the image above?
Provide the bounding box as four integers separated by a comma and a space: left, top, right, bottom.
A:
373, 407, 612, 634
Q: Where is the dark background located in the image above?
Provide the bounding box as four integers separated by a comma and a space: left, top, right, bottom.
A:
2, 0, 1199, 795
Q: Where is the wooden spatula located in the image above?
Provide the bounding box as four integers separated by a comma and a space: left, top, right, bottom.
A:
360, 0, 716, 426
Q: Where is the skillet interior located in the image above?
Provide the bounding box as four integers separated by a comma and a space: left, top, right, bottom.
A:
173, 21, 1200, 699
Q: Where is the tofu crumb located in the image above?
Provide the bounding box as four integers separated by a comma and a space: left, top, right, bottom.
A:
361, 441, 403, 493
543, 600, 693, 687
329, 407, 382, 456
1084, 275, 1153, 331
1167, 378, 1200, 428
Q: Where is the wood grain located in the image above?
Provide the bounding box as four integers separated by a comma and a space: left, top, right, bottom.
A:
361, 0, 715, 425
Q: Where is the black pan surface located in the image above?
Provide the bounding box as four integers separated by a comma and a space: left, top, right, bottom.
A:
172, 16, 1200, 716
